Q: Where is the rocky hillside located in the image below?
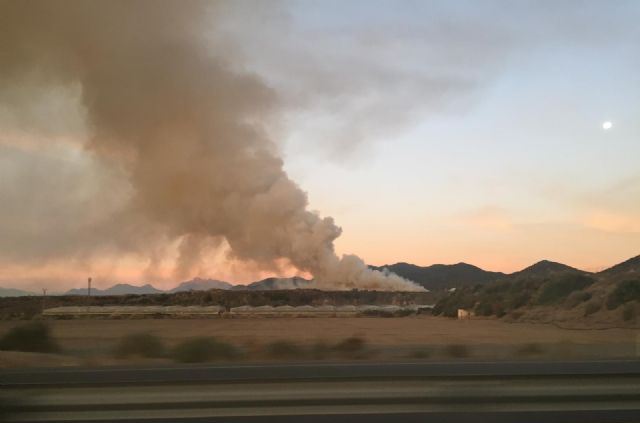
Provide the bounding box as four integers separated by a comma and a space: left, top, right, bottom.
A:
433, 255, 640, 327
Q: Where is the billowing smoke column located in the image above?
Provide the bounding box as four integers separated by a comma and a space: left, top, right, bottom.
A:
0, 0, 423, 291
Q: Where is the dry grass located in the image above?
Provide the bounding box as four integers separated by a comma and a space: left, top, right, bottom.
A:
0, 316, 634, 348
0, 316, 637, 366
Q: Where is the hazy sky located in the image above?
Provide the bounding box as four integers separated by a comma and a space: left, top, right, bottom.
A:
264, 0, 640, 272
1, 0, 639, 290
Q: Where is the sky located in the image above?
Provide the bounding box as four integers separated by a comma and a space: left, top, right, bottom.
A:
0, 0, 639, 291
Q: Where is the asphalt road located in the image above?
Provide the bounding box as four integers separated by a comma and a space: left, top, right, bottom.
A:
3, 360, 640, 423
4, 359, 640, 386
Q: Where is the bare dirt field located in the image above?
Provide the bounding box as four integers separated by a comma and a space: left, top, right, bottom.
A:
1, 316, 638, 366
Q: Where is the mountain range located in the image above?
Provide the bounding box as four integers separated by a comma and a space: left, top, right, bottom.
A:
59, 277, 311, 296
64, 283, 164, 296
370, 256, 639, 291
369, 262, 505, 291
0, 287, 37, 297
1, 255, 638, 296
231, 276, 312, 291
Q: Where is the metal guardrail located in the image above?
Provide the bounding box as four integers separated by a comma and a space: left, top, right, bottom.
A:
2, 360, 640, 422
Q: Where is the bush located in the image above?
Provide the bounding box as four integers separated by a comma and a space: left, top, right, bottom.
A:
333, 337, 366, 353
508, 310, 525, 321
113, 333, 165, 358
622, 303, 637, 322
0, 322, 59, 353
393, 309, 414, 317
171, 337, 239, 363
536, 274, 595, 305
493, 303, 506, 318
565, 290, 592, 309
507, 292, 531, 310
514, 343, 544, 357
484, 280, 512, 295
475, 301, 493, 316
361, 309, 394, 318
444, 344, 469, 358
265, 341, 303, 359
409, 348, 432, 359
433, 290, 476, 317
310, 341, 331, 360
607, 280, 640, 310
584, 300, 601, 316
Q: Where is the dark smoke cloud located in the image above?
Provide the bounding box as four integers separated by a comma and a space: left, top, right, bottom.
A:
0, 0, 423, 291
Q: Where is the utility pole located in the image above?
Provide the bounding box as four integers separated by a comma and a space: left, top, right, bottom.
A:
87, 277, 92, 312
41, 288, 47, 314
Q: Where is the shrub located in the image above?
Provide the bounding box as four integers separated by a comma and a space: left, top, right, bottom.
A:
475, 301, 493, 316
536, 274, 595, 305
508, 310, 525, 320
361, 309, 394, 318
514, 343, 543, 357
507, 292, 531, 310
607, 280, 640, 310
433, 290, 476, 317
565, 290, 592, 309
584, 300, 601, 316
265, 340, 303, 359
113, 333, 165, 358
409, 349, 432, 359
0, 322, 59, 353
171, 337, 239, 363
484, 280, 512, 295
393, 309, 414, 317
310, 341, 331, 360
333, 337, 366, 354
622, 303, 637, 322
444, 344, 469, 358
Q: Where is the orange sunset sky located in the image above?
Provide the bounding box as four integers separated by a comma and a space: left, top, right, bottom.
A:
1, 0, 639, 292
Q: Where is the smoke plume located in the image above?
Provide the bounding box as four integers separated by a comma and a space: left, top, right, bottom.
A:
0, 0, 423, 291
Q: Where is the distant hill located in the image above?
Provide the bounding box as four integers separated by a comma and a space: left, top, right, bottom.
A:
507, 260, 586, 279
0, 287, 36, 297
431, 254, 640, 326
37, 255, 640, 297
233, 277, 313, 291
65, 283, 163, 296
598, 255, 640, 277
170, 278, 233, 292
62, 278, 310, 296
370, 262, 505, 291
371, 259, 593, 290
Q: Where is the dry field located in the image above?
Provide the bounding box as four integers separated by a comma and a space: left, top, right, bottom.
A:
1, 316, 638, 366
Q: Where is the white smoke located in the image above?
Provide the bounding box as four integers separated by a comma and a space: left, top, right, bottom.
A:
0, 0, 424, 292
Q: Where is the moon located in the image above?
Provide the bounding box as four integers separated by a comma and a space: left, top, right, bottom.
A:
602, 121, 613, 130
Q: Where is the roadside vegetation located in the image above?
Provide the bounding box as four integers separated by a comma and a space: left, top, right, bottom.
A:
433, 272, 640, 324
113, 333, 166, 359
0, 322, 59, 353
171, 337, 240, 363
606, 280, 640, 310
